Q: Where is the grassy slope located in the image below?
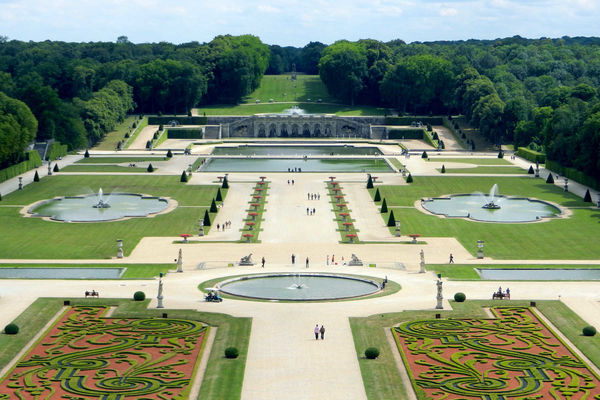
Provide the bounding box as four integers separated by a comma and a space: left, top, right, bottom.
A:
61, 165, 151, 173
92, 116, 136, 151
440, 166, 527, 174
351, 300, 600, 400
76, 156, 166, 164
0, 298, 251, 400
0, 175, 220, 259
241, 74, 335, 104
427, 158, 512, 165
374, 176, 600, 259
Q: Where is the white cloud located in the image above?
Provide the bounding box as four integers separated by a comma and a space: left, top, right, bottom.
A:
258, 4, 281, 13
439, 7, 458, 16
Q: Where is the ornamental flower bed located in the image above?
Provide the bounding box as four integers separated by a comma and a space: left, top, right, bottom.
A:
393, 307, 600, 399
0, 306, 207, 399
241, 180, 269, 242
326, 181, 359, 243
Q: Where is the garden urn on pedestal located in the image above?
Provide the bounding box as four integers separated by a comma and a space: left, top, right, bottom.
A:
157, 273, 164, 308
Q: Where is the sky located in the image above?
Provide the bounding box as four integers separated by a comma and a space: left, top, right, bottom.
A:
1, 0, 599, 47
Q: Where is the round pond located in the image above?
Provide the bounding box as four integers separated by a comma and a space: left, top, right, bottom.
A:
422, 194, 561, 223
29, 193, 169, 222
218, 273, 381, 301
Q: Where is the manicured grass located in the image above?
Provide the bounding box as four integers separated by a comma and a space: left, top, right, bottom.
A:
428, 263, 600, 280
387, 157, 404, 170
61, 165, 151, 173
326, 181, 360, 243
350, 300, 600, 400
439, 166, 527, 174
92, 116, 137, 151
372, 176, 600, 259
241, 181, 269, 243
427, 157, 512, 165
0, 175, 220, 258
76, 156, 166, 164
194, 102, 388, 116
0, 263, 173, 279
0, 298, 251, 400
242, 75, 335, 104
124, 116, 148, 149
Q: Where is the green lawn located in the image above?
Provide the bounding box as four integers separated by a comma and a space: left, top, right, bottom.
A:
242, 74, 335, 104
76, 156, 166, 164
387, 158, 404, 170
0, 175, 221, 259
427, 264, 600, 280
372, 176, 600, 259
61, 165, 151, 173
0, 298, 251, 400
427, 158, 512, 165
439, 166, 527, 174
194, 102, 388, 116
92, 116, 137, 151
351, 300, 600, 400
0, 263, 173, 279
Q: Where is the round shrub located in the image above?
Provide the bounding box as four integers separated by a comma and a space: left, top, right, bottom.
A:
133, 291, 146, 301
454, 292, 466, 302
4, 323, 19, 335
583, 326, 597, 336
365, 347, 379, 359
225, 347, 239, 359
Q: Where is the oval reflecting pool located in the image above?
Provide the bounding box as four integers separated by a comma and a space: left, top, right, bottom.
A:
218, 273, 380, 301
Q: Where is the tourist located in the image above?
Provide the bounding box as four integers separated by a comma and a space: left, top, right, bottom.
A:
506, 288, 510, 298
291, 254, 295, 264
320, 325, 325, 339
317, 194, 320, 200
449, 254, 454, 263
261, 257, 265, 268
314, 324, 319, 340
312, 208, 315, 214
332, 254, 335, 264
307, 193, 310, 200
288, 179, 290, 185
216, 223, 220, 231
306, 257, 309, 268
326, 255, 329, 265
292, 180, 294, 185
307, 207, 309, 215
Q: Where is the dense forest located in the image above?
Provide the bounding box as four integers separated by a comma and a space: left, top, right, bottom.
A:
0, 35, 599, 182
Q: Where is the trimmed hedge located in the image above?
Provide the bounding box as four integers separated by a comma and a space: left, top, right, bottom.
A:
167, 128, 204, 139
148, 116, 208, 125
384, 116, 443, 125
517, 147, 546, 163
0, 150, 43, 183
387, 128, 425, 140
546, 159, 600, 190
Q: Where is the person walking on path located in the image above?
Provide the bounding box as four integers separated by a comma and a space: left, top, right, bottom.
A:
449, 254, 454, 264
320, 325, 325, 339
332, 255, 335, 265
314, 324, 320, 340
291, 254, 295, 264
261, 257, 265, 268
306, 257, 309, 268
326, 255, 329, 265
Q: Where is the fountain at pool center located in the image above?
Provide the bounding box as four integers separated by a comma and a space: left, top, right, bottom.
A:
288, 274, 307, 289
482, 184, 501, 209
282, 105, 307, 115
92, 188, 111, 209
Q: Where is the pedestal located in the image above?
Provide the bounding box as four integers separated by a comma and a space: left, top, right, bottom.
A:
477, 249, 484, 259
419, 262, 425, 273
395, 228, 401, 237
157, 295, 164, 308
48, 164, 52, 176
116, 240, 123, 259
198, 226, 204, 236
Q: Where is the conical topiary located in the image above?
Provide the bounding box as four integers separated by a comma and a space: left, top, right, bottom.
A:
528, 165, 534, 174
166, 149, 173, 158
203, 209, 211, 226
546, 173, 554, 184
406, 173, 413, 183
441, 164, 446, 173
222, 175, 229, 189
583, 189, 592, 203
380, 198, 388, 213
0, 193, 2, 201
373, 188, 381, 202
216, 188, 223, 202
53, 163, 59, 172
421, 151, 428, 159
180, 170, 188, 182
33, 171, 40, 182
210, 198, 218, 213
147, 163, 154, 172
84, 149, 90, 158
498, 150, 504, 158
366, 175, 374, 189
387, 210, 396, 227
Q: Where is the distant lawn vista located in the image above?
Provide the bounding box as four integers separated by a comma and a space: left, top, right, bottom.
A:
194, 102, 388, 116
242, 74, 335, 104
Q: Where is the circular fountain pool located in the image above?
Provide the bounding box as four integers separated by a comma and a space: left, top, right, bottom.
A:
218, 273, 381, 301
29, 193, 170, 222
422, 195, 561, 223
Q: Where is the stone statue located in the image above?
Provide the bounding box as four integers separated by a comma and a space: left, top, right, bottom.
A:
348, 253, 363, 266
157, 273, 164, 308
239, 253, 254, 266
436, 278, 443, 309
419, 249, 425, 273
176, 248, 183, 273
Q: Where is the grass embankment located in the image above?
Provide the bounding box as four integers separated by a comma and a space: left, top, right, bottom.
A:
387, 158, 404, 171
0, 263, 173, 279
76, 156, 166, 164
427, 158, 512, 166
428, 263, 600, 280
61, 165, 151, 173
0, 175, 220, 259
92, 116, 137, 151
351, 300, 600, 400
0, 298, 251, 399
439, 166, 527, 174
241, 181, 269, 243
242, 74, 335, 104
370, 176, 600, 259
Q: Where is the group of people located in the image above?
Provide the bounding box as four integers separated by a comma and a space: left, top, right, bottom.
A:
287, 179, 295, 185
287, 167, 302, 172
314, 324, 325, 340
306, 207, 316, 216
216, 221, 232, 231
307, 193, 320, 200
